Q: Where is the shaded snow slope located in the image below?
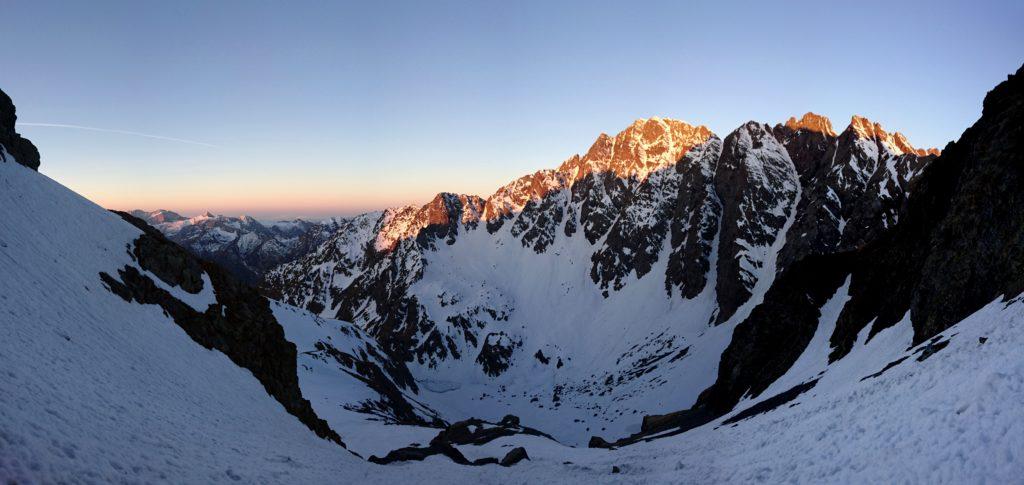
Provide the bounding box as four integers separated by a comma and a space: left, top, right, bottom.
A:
0, 160, 368, 481
590, 297, 1024, 483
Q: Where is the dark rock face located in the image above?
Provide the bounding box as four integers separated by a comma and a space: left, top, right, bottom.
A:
719, 378, 819, 425
511, 190, 567, 253
0, 88, 41, 171
129, 224, 205, 292
574, 171, 631, 244
435, 416, 553, 445
101, 211, 345, 447
476, 332, 521, 377
713, 122, 799, 324
664, 139, 723, 299
334, 246, 430, 363
774, 118, 935, 273
593, 138, 723, 296
696, 252, 851, 417
368, 441, 472, 466
830, 63, 1024, 357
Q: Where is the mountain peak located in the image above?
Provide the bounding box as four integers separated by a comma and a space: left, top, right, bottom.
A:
784, 112, 836, 136
559, 117, 713, 181
848, 115, 937, 156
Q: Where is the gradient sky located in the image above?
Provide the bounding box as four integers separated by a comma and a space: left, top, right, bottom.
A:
2, 1, 1022, 220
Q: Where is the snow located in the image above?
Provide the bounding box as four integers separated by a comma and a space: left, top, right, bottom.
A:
401, 209, 738, 445
271, 301, 440, 457
615, 297, 1024, 484
237, 230, 261, 254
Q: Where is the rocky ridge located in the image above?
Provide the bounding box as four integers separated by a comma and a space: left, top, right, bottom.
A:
268, 112, 939, 373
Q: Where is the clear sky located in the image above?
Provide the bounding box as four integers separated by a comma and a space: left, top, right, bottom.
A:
2, 1, 1021, 219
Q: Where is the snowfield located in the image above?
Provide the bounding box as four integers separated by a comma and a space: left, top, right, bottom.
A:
2, 143, 1023, 482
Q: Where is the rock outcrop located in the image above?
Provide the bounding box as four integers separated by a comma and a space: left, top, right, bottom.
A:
0, 88, 41, 171
369, 415, 549, 466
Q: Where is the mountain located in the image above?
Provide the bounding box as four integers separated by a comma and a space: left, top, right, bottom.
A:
4, 64, 1024, 483
264, 111, 939, 443
602, 61, 1024, 446
130, 209, 344, 285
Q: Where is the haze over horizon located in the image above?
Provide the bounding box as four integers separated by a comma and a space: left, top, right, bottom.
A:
3, 0, 1022, 219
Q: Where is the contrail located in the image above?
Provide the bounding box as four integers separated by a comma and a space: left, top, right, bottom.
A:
19, 122, 219, 148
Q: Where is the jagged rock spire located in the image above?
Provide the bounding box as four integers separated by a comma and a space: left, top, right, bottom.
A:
784, 112, 837, 137
847, 115, 940, 156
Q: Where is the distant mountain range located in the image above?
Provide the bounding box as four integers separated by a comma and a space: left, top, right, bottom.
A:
128, 209, 346, 284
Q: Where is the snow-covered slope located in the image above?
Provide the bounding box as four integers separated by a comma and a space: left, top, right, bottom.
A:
0, 148, 450, 476
0, 157, 365, 481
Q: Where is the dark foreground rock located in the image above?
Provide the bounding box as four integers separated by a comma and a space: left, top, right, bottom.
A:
500, 447, 529, 466
0, 88, 41, 171
370, 415, 551, 467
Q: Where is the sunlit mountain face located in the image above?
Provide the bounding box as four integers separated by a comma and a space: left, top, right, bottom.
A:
250, 111, 939, 445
